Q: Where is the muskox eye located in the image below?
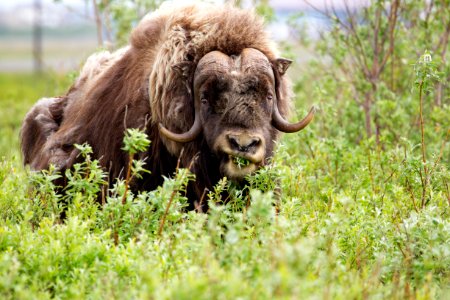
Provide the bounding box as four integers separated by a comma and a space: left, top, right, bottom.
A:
62, 144, 73, 152
201, 98, 208, 105
267, 95, 273, 101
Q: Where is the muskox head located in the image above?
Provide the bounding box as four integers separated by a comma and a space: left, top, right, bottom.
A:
160, 48, 315, 180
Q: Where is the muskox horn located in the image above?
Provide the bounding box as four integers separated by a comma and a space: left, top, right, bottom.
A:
159, 60, 202, 143
158, 109, 202, 143
271, 57, 315, 133
159, 51, 231, 143
272, 103, 316, 133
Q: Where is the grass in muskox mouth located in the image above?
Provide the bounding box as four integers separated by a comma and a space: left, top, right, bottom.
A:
230, 155, 252, 169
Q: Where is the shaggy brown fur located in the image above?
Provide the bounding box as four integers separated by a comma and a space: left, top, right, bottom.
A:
20, 3, 296, 208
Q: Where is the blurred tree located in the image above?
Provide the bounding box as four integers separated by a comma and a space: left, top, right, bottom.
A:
92, 0, 103, 46
93, 0, 163, 48
301, 0, 449, 142
33, 0, 43, 73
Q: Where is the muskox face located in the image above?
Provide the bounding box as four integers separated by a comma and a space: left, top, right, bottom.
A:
196, 50, 276, 179
159, 48, 315, 181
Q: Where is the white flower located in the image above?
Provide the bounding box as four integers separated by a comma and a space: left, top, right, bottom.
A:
423, 53, 432, 63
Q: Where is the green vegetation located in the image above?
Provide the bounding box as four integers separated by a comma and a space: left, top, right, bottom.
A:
232, 156, 252, 169
0, 0, 449, 299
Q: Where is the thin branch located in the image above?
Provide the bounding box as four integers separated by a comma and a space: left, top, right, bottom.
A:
444, 180, 450, 206
92, 0, 103, 47
424, 0, 435, 25
379, 0, 399, 74
304, 139, 316, 160
121, 153, 134, 205
405, 178, 420, 213
367, 147, 376, 196
195, 188, 208, 213
337, 60, 364, 105
158, 188, 177, 237
434, 15, 450, 106
341, 0, 371, 78
379, 3, 391, 47
434, 19, 450, 56
158, 149, 184, 237
371, 2, 382, 81
430, 129, 450, 175
383, 157, 406, 183
418, 80, 428, 208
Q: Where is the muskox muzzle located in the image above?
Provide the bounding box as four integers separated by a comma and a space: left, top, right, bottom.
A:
213, 130, 266, 180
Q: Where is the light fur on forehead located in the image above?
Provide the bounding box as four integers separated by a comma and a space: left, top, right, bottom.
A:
134, 3, 280, 124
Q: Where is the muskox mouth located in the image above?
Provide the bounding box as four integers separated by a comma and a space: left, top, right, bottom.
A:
231, 155, 252, 169
220, 154, 260, 180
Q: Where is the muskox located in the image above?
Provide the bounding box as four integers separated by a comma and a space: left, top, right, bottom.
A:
20, 3, 315, 208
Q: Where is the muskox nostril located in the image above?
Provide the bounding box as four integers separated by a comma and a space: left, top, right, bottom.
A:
227, 134, 262, 153
228, 136, 240, 150
247, 138, 261, 149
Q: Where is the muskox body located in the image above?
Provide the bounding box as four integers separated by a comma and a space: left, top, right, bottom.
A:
21, 3, 314, 208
